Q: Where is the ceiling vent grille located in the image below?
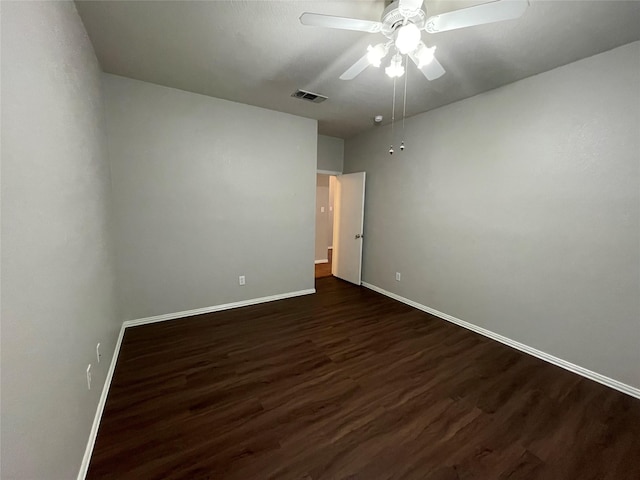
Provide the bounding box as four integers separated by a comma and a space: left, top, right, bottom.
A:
291, 89, 328, 103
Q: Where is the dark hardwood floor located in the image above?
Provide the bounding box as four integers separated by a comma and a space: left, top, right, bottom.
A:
88, 277, 640, 479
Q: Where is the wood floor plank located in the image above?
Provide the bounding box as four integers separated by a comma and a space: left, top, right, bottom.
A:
88, 277, 640, 479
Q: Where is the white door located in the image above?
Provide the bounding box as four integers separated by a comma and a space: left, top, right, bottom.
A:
332, 172, 366, 285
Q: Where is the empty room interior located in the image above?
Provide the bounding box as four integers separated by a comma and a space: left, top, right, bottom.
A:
2, 0, 640, 479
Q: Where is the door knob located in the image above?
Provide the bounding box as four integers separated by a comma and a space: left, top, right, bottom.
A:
355, 234, 363, 239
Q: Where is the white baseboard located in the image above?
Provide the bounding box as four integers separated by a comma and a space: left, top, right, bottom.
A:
77, 323, 126, 480
314, 259, 329, 264
361, 282, 640, 400
123, 289, 316, 328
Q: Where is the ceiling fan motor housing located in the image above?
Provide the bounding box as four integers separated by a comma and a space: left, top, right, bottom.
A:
380, 2, 427, 38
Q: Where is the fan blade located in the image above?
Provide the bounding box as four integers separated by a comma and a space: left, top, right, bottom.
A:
340, 53, 371, 80
425, 0, 529, 33
300, 13, 382, 33
409, 52, 445, 81
398, 0, 424, 17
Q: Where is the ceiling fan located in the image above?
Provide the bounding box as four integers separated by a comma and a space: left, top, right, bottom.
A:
299, 0, 529, 81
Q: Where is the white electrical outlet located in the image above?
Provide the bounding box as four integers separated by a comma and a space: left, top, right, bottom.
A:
321, 206, 325, 213
86, 364, 92, 390
396, 272, 401, 281
239, 275, 246, 286
96, 343, 101, 363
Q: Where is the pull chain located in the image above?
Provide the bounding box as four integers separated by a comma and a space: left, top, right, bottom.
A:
390, 76, 397, 155
401, 55, 408, 152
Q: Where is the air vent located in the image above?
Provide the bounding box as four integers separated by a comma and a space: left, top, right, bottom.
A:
291, 89, 328, 104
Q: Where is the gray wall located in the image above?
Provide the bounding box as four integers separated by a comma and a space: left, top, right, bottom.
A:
315, 174, 331, 261
344, 42, 640, 389
103, 74, 317, 320
1, 2, 121, 478
318, 134, 344, 173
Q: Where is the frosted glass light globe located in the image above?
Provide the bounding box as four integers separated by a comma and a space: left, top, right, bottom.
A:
385, 54, 405, 78
395, 23, 421, 55
367, 44, 387, 67
415, 43, 436, 67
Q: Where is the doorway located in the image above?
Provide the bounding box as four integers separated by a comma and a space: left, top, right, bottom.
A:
314, 173, 336, 279
314, 171, 366, 285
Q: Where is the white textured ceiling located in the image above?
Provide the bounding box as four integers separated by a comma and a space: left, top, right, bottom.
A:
76, 0, 640, 139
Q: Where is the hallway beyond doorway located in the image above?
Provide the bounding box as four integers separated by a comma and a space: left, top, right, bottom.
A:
315, 248, 332, 279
